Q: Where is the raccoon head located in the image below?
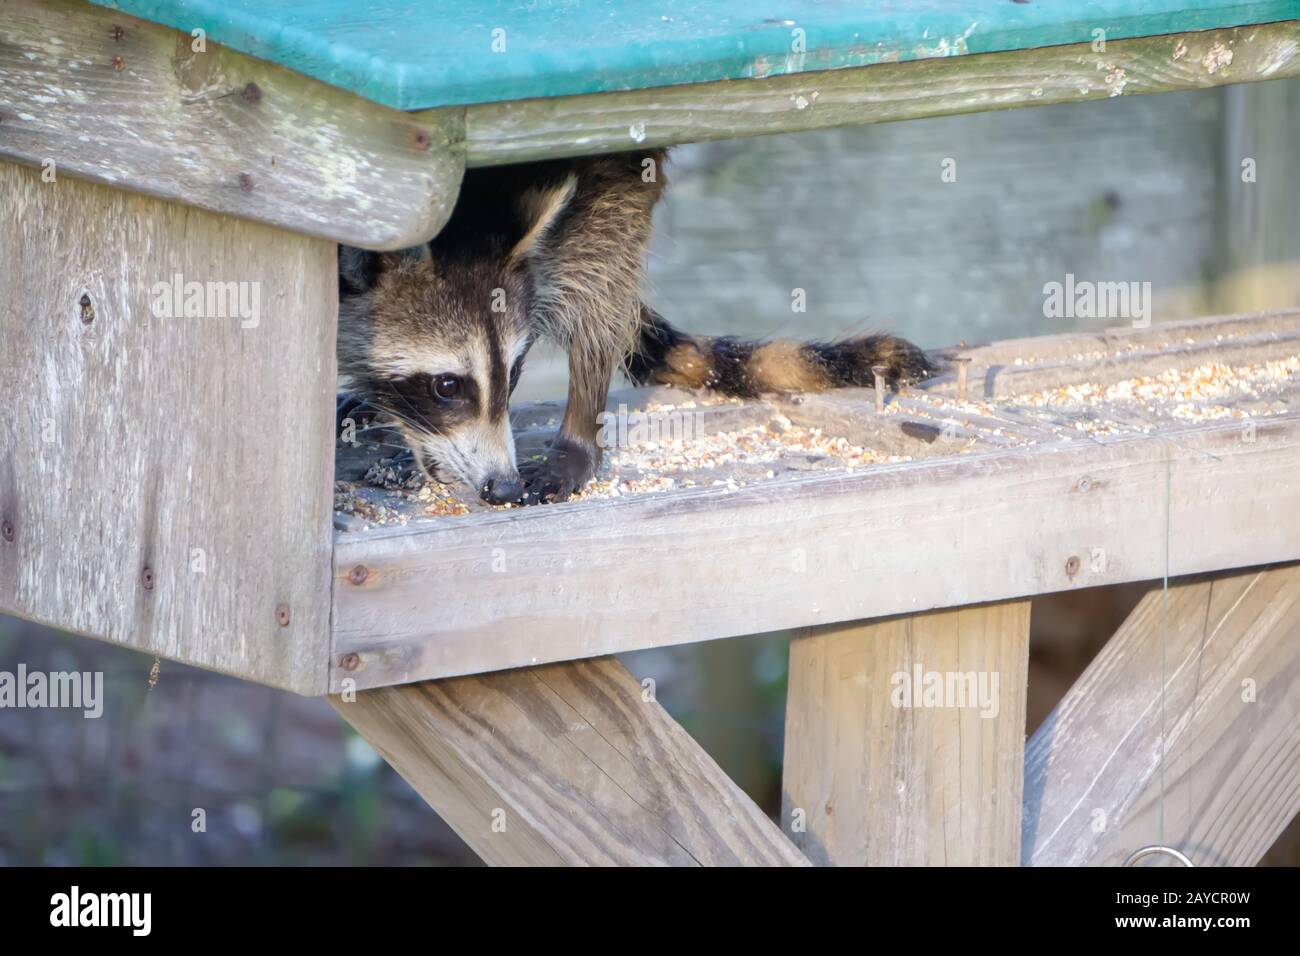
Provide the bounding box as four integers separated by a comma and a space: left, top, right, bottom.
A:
340, 250, 534, 503
338, 177, 575, 504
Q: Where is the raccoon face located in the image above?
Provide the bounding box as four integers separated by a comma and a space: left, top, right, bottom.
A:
343, 252, 533, 504
338, 173, 578, 504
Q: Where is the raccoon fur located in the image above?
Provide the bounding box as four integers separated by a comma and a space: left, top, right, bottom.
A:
338, 150, 933, 505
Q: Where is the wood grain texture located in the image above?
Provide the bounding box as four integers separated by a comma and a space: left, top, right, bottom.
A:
925, 310, 1300, 398
0, 160, 335, 694
331, 656, 809, 866
332, 411, 1300, 689
1023, 563, 1300, 866
461, 21, 1300, 166
0, 0, 464, 250
782, 601, 1030, 866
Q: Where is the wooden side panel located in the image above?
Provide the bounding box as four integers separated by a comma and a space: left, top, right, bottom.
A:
332, 657, 809, 866
332, 414, 1300, 689
1023, 563, 1300, 866
782, 601, 1030, 866
0, 161, 335, 694
0, 0, 464, 250
462, 21, 1300, 166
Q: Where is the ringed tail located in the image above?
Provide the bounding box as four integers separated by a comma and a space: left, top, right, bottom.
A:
624, 306, 935, 398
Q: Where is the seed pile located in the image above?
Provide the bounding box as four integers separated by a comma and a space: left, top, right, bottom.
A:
1003, 357, 1298, 434
332, 351, 1298, 529
579, 416, 911, 501
332, 408, 911, 528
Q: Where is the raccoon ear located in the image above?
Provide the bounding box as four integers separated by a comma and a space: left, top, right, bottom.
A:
378, 243, 433, 274
508, 175, 577, 266
338, 245, 380, 294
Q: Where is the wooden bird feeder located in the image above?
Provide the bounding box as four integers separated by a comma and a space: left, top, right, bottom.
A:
2, 0, 1298, 865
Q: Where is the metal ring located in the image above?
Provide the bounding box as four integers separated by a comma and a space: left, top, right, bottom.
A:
1123, 845, 1194, 867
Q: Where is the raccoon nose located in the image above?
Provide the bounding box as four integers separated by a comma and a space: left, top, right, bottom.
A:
480, 474, 523, 505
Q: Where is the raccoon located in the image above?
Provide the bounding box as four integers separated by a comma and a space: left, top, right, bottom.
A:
338, 150, 933, 505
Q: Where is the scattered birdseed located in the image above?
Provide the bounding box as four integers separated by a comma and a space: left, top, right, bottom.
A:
331, 351, 1299, 527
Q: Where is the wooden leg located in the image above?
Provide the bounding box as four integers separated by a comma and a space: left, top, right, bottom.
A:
331, 656, 809, 867
782, 601, 1031, 866
1024, 563, 1300, 866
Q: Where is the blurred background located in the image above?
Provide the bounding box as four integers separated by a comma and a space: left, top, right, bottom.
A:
3, 78, 1298, 865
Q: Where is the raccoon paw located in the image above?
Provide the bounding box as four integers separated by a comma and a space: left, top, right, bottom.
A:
518, 438, 597, 505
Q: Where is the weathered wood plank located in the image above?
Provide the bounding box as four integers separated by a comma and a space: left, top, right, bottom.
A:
927, 310, 1300, 399
783, 601, 1030, 866
331, 656, 809, 866
0, 160, 335, 694
1023, 563, 1300, 866
0, 0, 464, 249
461, 21, 1300, 166
332, 405, 1300, 689
941, 309, 1300, 364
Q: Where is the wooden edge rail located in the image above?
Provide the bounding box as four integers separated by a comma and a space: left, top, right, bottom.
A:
457, 19, 1300, 166
330, 412, 1300, 690
330, 656, 810, 866
0, 0, 465, 250
1023, 563, 1300, 866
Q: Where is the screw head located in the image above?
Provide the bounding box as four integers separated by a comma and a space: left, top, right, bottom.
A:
340, 653, 362, 672
348, 564, 369, 586
141, 566, 155, 590
238, 172, 254, 192
275, 603, 291, 627
1065, 555, 1081, 577
112, 55, 124, 71
1, 521, 14, 543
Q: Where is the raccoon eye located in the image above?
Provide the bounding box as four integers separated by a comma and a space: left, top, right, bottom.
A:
431, 375, 462, 402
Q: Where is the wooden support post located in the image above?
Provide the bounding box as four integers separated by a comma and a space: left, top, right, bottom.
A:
331, 656, 809, 867
1023, 563, 1300, 866
782, 601, 1031, 866
0, 160, 336, 694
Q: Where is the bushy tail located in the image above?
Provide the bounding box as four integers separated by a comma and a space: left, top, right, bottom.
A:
624, 306, 935, 398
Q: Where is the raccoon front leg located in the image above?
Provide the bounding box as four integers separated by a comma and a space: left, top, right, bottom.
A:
517, 345, 615, 504
515, 150, 667, 504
